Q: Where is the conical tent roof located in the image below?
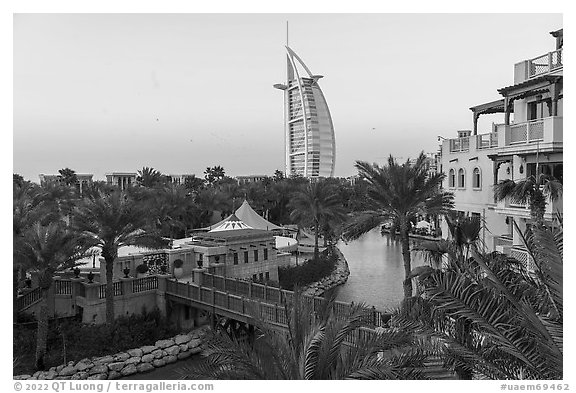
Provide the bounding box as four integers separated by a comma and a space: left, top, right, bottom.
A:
209, 213, 253, 232
235, 200, 283, 231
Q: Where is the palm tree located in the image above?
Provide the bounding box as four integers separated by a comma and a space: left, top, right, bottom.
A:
342, 152, 454, 299
494, 173, 562, 225
19, 221, 89, 370
180, 292, 428, 379
72, 191, 168, 324
13, 182, 49, 321
289, 181, 347, 260
407, 222, 563, 379
136, 167, 164, 188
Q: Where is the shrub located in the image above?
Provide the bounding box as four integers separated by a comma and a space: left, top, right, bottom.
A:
136, 264, 148, 274
13, 308, 179, 375
173, 259, 184, 268
278, 248, 338, 290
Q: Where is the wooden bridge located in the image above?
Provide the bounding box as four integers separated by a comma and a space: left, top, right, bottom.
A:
16, 272, 455, 379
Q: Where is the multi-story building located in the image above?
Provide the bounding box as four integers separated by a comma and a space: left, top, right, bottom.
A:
274, 46, 336, 178
165, 174, 196, 186
39, 173, 93, 194
235, 175, 269, 185
105, 172, 137, 190
440, 29, 563, 267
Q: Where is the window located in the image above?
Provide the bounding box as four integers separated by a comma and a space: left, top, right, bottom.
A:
259, 273, 264, 281
244, 251, 249, 263
233, 253, 238, 265
265, 272, 270, 281
472, 168, 481, 189
254, 250, 259, 262
263, 248, 268, 260
252, 274, 257, 281
458, 169, 465, 188
449, 169, 455, 188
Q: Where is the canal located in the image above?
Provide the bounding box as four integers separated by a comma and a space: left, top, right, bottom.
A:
335, 228, 426, 310
123, 229, 426, 379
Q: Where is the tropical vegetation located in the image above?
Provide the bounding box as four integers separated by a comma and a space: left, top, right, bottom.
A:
342, 152, 454, 299
180, 291, 429, 379
405, 217, 563, 379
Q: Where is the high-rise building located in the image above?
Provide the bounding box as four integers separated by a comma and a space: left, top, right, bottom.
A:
274, 45, 335, 178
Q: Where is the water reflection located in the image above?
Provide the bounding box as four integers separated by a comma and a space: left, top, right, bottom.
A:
336, 229, 426, 311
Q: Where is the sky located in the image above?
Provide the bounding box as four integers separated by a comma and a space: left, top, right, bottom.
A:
13, 13, 563, 182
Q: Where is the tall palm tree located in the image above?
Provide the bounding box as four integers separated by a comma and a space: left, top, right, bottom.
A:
19, 221, 89, 370
72, 191, 168, 324
13, 182, 48, 321
494, 173, 562, 225
181, 292, 428, 379
289, 181, 347, 261
407, 222, 563, 379
136, 166, 164, 188
342, 152, 454, 299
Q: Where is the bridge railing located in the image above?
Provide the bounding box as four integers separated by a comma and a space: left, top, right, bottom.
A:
167, 272, 391, 330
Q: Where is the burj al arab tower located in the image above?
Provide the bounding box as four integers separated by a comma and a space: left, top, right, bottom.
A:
274, 34, 335, 178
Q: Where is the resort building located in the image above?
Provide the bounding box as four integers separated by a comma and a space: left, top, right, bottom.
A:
165, 174, 197, 185
274, 46, 336, 178
235, 175, 269, 185
39, 173, 93, 194
105, 172, 137, 190
439, 29, 563, 267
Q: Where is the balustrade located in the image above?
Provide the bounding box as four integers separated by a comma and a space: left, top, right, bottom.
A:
529, 49, 563, 78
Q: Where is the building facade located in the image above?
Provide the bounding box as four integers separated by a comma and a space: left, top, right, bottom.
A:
440, 29, 563, 267
105, 172, 137, 190
39, 173, 93, 194
274, 46, 335, 178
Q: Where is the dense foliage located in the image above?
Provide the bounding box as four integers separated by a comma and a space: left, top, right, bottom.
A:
278, 249, 338, 290
13, 308, 178, 376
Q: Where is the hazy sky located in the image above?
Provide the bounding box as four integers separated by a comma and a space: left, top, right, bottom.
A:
13, 13, 562, 181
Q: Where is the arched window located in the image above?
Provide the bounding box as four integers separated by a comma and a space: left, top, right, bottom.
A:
449, 169, 455, 188
473, 167, 481, 189
458, 168, 465, 188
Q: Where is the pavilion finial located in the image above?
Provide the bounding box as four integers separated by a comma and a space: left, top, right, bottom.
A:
286, 21, 289, 46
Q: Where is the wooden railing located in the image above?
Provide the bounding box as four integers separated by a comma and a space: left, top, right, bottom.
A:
166, 272, 391, 330
476, 133, 498, 149
449, 137, 469, 153
529, 48, 562, 78
16, 287, 43, 311
510, 120, 544, 144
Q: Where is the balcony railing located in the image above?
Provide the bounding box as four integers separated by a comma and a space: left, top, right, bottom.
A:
501, 116, 562, 148
529, 49, 563, 79
510, 120, 544, 144
476, 133, 498, 149
449, 137, 470, 153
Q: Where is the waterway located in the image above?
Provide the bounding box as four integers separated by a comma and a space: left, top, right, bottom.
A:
123, 228, 426, 379
335, 229, 426, 311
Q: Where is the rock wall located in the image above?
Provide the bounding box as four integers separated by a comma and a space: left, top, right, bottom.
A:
302, 247, 350, 297
14, 326, 209, 380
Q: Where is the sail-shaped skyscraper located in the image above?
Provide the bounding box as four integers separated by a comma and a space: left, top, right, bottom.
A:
274, 44, 335, 178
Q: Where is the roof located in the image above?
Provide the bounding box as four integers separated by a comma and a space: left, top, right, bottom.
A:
196, 228, 273, 242
498, 75, 562, 96
209, 213, 253, 232
203, 200, 283, 231
469, 99, 506, 115
235, 200, 283, 231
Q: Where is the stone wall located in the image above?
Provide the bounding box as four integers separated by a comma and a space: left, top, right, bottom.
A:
14, 326, 209, 380
302, 247, 350, 297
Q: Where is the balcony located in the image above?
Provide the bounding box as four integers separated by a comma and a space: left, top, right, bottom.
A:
449, 137, 469, 153
514, 48, 563, 84
497, 116, 562, 154
447, 132, 498, 154
528, 49, 563, 79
